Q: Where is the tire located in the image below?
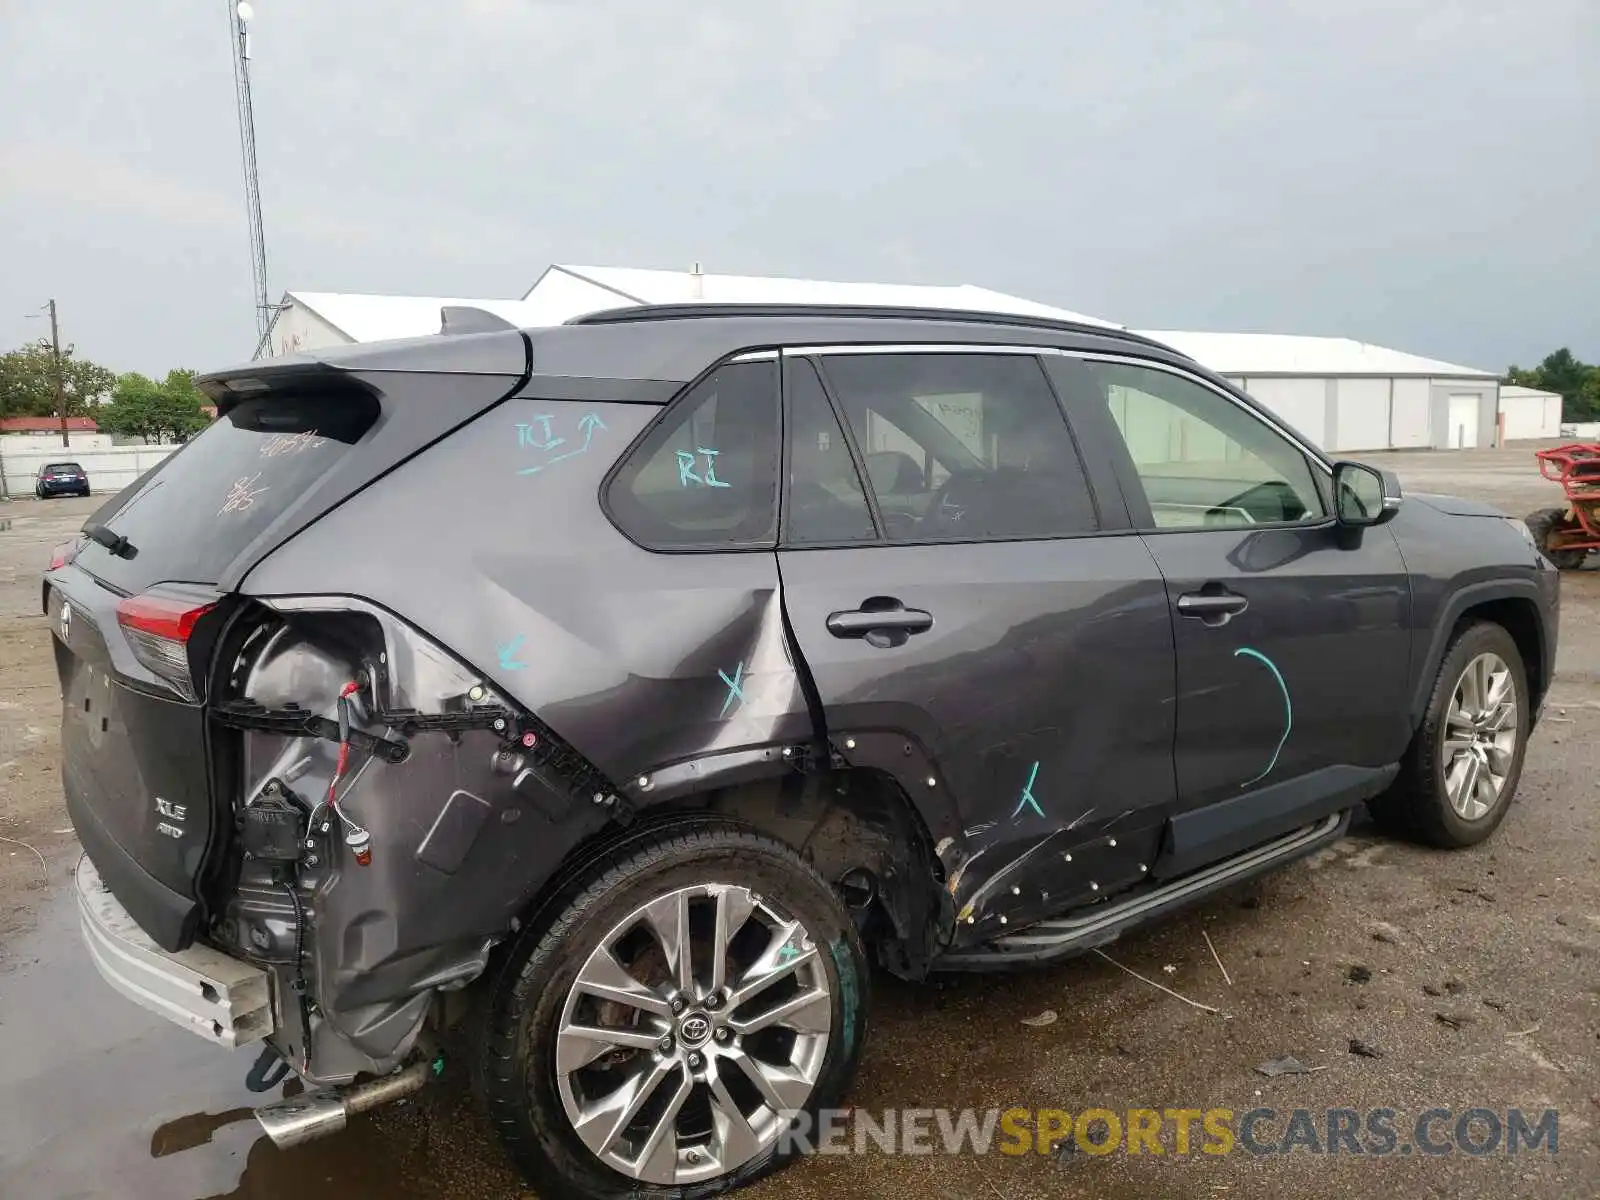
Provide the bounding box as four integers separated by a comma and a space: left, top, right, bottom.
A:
1369, 621, 1530, 848
473, 818, 869, 1199
1525, 507, 1587, 570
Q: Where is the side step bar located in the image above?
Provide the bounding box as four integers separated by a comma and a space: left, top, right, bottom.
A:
938, 810, 1350, 969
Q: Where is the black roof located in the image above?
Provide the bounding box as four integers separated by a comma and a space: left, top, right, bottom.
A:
202, 301, 1196, 393
568, 301, 1170, 352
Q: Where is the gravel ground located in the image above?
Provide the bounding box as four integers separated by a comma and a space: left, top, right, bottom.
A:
0, 445, 1595, 1200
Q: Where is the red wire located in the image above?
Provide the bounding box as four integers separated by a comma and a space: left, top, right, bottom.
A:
327, 680, 362, 808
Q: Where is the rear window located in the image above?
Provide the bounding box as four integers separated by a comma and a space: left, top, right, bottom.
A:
45, 463, 83, 473
76, 390, 378, 592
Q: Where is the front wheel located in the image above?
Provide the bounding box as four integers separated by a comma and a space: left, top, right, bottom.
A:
473, 818, 869, 1199
1369, 621, 1530, 848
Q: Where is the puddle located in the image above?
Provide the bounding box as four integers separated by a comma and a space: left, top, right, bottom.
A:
0, 879, 528, 1199
0, 872, 1103, 1200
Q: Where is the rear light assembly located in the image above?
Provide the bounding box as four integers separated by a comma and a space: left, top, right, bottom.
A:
48, 537, 85, 571
116, 593, 216, 701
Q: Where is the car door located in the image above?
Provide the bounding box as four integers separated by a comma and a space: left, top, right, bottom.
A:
1047, 353, 1413, 877
774, 345, 1179, 943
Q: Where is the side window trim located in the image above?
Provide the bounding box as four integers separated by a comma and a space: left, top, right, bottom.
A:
1048, 350, 1333, 534
778, 354, 886, 544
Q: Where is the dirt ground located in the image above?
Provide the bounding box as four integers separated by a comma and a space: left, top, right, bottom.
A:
1, 447, 1596, 1200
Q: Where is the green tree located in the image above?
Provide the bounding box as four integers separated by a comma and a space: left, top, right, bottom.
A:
155, 368, 211, 443
1502, 348, 1600, 423
98, 369, 214, 443
98, 372, 165, 442
0, 341, 116, 419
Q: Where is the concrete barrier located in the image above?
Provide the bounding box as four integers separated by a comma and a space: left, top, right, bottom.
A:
0, 442, 179, 499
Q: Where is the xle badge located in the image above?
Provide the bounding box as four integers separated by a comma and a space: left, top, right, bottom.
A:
155, 797, 187, 840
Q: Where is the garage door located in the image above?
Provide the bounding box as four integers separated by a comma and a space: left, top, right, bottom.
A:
1448, 394, 1481, 448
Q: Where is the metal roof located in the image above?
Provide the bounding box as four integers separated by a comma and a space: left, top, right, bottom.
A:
1499, 384, 1562, 401
283, 291, 573, 343
1138, 330, 1495, 379
528, 264, 1120, 328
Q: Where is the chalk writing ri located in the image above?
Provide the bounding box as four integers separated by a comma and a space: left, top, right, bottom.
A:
219, 474, 269, 515
677, 447, 731, 488
517, 412, 607, 476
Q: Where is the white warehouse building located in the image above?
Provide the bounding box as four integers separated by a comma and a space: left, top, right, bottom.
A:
1495, 385, 1566, 442
262, 265, 1524, 453
1144, 331, 1503, 453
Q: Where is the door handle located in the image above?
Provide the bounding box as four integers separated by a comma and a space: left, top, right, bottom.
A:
1176, 589, 1249, 627
826, 601, 934, 644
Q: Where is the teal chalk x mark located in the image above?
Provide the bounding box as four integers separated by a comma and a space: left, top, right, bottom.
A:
777, 941, 802, 963
718, 661, 747, 718
497, 634, 528, 671
1011, 761, 1045, 820
518, 412, 608, 475
1234, 646, 1291, 786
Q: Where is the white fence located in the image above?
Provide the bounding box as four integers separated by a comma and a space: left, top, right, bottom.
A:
0, 441, 178, 499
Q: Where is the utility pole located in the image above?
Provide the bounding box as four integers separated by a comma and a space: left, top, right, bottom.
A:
48, 299, 69, 448
229, 1, 272, 354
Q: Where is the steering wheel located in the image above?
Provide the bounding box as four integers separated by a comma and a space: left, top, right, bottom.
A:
917, 470, 991, 535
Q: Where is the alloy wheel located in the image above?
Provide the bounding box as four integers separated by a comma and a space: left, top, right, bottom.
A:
554, 883, 833, 1187
1443, 651, 1519, 820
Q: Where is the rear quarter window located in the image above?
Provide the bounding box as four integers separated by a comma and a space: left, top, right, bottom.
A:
76, 390, 379, 592
604, 360, 781, 550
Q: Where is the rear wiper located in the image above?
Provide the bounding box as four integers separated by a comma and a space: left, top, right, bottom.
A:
83, 522, 138, 560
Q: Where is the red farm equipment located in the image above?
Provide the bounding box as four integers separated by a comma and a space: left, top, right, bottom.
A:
1525, 443, 1600, 570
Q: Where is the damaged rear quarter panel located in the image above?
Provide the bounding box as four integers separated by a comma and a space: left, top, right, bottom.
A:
239, 396, 814, 991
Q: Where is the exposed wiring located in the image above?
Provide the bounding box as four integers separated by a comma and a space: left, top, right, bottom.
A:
326, 679, 373, 864
326, 680, 361, 810
280, 877, 313, 1072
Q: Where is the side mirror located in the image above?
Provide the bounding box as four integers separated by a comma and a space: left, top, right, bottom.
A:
1333, 461, 1403, 527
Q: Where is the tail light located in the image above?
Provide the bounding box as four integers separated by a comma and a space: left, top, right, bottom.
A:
116, 593, 216, 701
48, 537, 84, 571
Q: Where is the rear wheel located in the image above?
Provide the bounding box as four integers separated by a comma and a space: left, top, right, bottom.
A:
1369, 621, 1529, 847
1525, 507, 1587, 569
473, 819, 869, 1199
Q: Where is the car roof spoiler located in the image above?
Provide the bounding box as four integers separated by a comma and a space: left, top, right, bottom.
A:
440, 306, 518, 336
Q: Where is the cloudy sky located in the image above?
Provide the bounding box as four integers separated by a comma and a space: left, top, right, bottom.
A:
2, 0, 1594, 376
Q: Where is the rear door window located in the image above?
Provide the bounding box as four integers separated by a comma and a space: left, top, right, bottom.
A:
75, 391, 379, 592
814, 352, 1100, 542
783, 359, 878, 545
605, 359, 781, 550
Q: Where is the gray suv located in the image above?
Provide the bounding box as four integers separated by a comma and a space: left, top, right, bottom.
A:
46, 304, 1558, 1197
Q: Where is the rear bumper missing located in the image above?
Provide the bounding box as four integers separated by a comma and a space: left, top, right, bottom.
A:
75, 854, 276, 1047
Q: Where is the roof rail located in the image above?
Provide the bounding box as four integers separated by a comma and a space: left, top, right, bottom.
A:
566, 302, 1170, 351
440, 306, 517, 336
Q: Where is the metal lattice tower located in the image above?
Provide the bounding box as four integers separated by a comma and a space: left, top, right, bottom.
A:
229, 1, 271, 354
